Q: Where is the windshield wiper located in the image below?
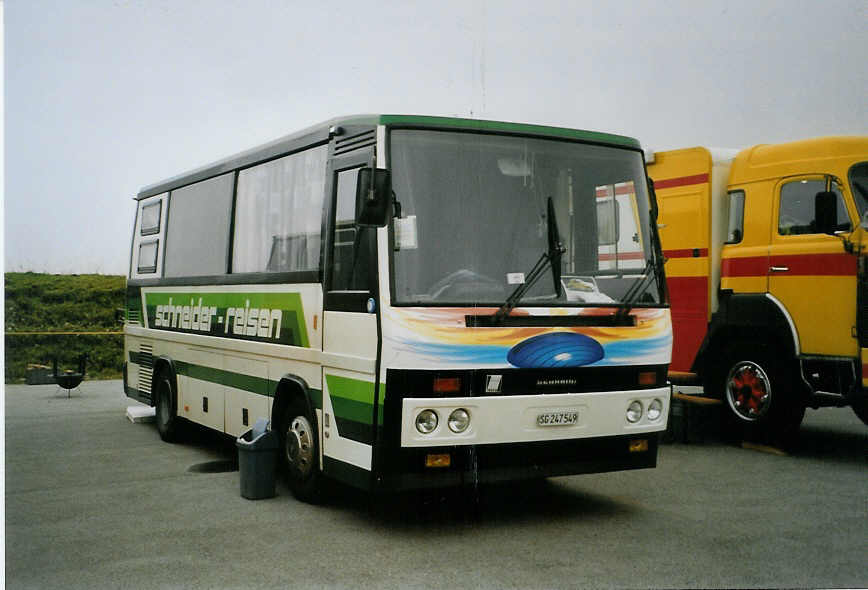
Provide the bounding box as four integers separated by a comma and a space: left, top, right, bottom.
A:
616, 259, 659, 317
492, 197, 565, 324
616, 177, 668, 317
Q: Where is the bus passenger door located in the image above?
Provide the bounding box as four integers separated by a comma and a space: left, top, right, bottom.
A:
321, 153, 380, 487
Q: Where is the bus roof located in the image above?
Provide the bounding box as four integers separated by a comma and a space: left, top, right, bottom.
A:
136, 114, 642, 200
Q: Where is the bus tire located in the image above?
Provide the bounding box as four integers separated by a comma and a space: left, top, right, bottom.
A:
154, 369, 181, 443
719, 343, 805, 442
281, 398, 322, 503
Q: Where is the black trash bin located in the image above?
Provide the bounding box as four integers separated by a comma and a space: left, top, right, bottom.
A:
236, 419, 278, 500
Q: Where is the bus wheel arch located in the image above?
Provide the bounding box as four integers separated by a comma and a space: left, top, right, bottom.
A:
271, 376, 315, 434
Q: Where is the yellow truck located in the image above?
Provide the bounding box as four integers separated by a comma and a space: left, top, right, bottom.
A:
648, 137, 868, 438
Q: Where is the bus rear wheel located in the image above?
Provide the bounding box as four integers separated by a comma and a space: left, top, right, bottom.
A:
154, 369, 181, 443
281, 399, 322, 503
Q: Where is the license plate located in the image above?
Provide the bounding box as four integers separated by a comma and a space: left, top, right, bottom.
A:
536, 411, 578, 426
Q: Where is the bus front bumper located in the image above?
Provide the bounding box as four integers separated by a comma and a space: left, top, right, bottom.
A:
400, 386, 671, 447
378, 433, 660, 492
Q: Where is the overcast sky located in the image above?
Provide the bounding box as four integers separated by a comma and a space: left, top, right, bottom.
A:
5, 0, 867, 274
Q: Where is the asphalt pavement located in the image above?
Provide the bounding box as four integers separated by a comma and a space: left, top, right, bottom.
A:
5, 380, 866, 589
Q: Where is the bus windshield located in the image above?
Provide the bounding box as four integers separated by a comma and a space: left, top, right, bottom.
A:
389, 129, 661, 307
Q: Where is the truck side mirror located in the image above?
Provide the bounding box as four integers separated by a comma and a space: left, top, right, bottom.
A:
814, 191, 839, 235
355, 167, 391, 227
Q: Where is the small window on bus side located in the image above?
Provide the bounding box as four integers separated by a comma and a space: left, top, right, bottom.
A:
131, 193, 166, 279
137, 240, 159, 274
778, 178, 849, 235
140, 202, 161, 235
726, 190, 745, 244
233, 145, 328, 274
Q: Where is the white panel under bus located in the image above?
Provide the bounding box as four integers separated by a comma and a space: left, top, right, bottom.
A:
401, 387, 670, 447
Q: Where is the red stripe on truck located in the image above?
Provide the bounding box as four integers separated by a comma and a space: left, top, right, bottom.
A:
722, 253, 856, 278
665, 275, 709, 373
664, 248, 709, 259
653, 173, 709, 190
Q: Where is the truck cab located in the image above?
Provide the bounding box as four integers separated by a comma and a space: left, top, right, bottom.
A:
649, 137, 868, 437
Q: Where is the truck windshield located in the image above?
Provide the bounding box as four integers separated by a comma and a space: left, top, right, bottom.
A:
389, 129, 661, 307
849, 162, 868, 222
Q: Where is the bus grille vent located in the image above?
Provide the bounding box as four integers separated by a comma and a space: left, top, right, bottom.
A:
127, 309, 141, 325
334, 129, 376, 156
138, 344, 155, 401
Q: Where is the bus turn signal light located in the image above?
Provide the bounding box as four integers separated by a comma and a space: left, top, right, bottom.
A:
638, 371, 657, 386
425, 453, 451, 468
433, 377, 461, 393
629, 439, 649, 453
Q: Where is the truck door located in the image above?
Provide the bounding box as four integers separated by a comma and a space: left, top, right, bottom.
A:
767, 176, 859, 358
321, 138, 380, 486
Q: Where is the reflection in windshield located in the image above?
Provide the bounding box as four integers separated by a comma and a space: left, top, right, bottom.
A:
389, 130, 661, 307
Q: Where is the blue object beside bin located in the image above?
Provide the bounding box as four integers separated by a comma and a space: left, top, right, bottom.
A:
236, 419, 278, 500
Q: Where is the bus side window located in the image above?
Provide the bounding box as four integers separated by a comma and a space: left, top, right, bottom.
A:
130, 193, 167, 278
331, 167, 373, 291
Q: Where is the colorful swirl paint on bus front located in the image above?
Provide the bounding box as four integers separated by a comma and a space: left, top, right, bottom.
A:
381, 307, 672, 369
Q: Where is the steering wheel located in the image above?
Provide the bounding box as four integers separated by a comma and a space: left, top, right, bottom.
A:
427, 269, 506, 300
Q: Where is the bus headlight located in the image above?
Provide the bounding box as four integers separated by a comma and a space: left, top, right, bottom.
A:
415, 409, 438, 434
448, 408, 471, 433
626, 401, 643, 423
647, 398, 663, 421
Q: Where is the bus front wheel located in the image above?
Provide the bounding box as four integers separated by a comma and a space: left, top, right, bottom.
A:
281, 399, 322, 503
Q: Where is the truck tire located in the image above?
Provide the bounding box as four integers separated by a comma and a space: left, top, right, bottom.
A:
848, 397, 868, 425
714, 342, 805, 441
280, 398, 323, 503
154, 369, 182, 443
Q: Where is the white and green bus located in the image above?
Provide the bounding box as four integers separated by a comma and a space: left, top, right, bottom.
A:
124, 115, 672, 501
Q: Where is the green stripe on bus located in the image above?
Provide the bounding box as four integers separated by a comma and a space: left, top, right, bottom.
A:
325, 374, 385, 426
330, 396, 378, 425
379, 114, 641, 149
310, 388, 323, 410
174, 360, 273, 395
128, 351, 322, 408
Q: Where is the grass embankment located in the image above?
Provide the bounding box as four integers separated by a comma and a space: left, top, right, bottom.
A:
5, 273, 125, 383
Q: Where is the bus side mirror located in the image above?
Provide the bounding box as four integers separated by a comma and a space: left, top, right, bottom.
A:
356, 167, 392, 227
814, 191, 838, 235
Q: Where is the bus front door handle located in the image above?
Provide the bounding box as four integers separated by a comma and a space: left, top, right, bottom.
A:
769, 266, 790, 272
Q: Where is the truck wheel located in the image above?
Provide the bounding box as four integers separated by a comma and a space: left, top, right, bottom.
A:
848, 397, 868, 425
154, 369, 181, 442
281, 399, 322, 503
720, 344, 805, 441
